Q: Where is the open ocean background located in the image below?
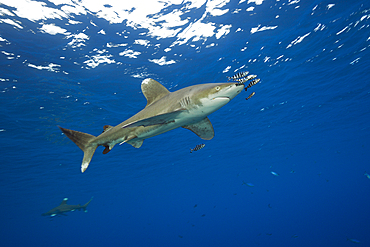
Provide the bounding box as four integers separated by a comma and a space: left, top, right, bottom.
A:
1, 0, 370, 246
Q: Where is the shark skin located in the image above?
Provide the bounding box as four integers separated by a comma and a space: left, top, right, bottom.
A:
42, 197, 93, 217
59, 78, 249, 173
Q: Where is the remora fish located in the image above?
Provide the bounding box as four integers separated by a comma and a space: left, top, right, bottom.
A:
190, 143, 205, 153
246, 92, 255, 100
59, 77, 256, 172
42, 197, 93, 217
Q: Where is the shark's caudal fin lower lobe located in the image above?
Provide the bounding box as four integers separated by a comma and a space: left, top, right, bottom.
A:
59, 126, 97, 173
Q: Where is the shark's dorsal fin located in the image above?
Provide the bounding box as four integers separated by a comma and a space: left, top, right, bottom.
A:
60, 198, 68, 205
182, 117, 214, 140
141, 78, 170, 107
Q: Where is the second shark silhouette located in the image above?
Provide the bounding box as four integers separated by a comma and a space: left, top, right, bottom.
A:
42, 197, 93, 217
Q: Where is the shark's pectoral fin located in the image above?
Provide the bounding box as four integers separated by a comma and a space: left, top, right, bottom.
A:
182, 117, 214, 140
121, 110, 186, 129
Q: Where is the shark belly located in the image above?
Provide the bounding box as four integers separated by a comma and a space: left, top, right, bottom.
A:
134, 111, 204, 140
134, 97, 230, 140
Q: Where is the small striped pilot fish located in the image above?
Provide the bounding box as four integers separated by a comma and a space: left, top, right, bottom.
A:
227, 71, 249, 81
190, 143, 205, 153
245, 74, 257, 81
235, 74, 257, 84
246, 78, 260, 89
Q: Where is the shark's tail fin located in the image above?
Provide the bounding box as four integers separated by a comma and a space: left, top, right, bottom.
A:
82, 197, 93, 212
59, 126, 98, 173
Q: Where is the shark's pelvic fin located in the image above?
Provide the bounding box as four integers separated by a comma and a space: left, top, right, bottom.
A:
121, 110, 186, 129
182, 117, 215, 140
127, 139, 144, 148
141, 78, 170, 107
58, 126, 98, 173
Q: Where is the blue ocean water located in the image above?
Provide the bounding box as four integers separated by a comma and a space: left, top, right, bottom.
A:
1, 0, 370, 246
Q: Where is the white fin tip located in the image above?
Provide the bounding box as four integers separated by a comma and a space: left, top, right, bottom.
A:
81, 162, 89, 173
142, 78, 152, 85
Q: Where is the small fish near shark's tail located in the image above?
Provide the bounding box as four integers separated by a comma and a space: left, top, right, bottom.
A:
59, 126, 97, 173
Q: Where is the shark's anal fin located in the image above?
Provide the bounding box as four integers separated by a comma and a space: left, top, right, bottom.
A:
121, 110, 186, 129
182, 117, 214, 140
102, 145, 110, 154
103, 126, 114, 153
141, 78, 170, 107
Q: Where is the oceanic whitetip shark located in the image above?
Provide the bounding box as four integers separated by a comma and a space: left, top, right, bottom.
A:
59, 73, 259, 173
42, 197, 93, 217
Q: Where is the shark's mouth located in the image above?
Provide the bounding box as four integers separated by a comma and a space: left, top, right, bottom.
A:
212, 96, 231, 102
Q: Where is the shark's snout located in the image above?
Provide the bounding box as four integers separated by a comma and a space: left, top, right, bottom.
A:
217, 84, 244, 100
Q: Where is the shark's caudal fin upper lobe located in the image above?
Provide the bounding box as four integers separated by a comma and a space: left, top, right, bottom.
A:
59, 126, 97, 173
82, 197, 93, 212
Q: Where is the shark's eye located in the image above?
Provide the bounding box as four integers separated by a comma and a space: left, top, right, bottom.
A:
215, 86, 220, 91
